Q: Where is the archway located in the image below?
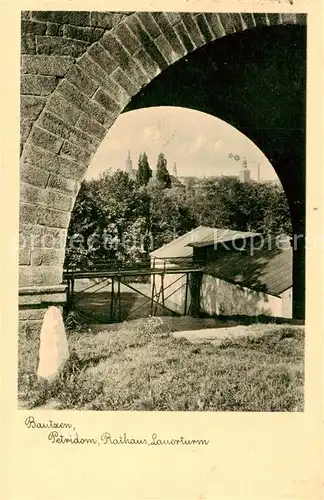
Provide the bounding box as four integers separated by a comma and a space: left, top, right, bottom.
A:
19, 11, 306, 333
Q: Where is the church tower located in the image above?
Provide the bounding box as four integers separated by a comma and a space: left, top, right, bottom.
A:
125, 150, 133, 174
239, 157, 251, 183
173, 162, 178, 178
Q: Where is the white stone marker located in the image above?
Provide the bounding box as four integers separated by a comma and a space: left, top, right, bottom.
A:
37, 306, 69, 382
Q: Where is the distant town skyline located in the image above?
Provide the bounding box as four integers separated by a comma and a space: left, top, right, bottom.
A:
85, 107, 280, 182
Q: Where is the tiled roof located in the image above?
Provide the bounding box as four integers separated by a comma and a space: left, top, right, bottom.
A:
150, 226, 216, 259
188, 228, 261, 248
150, 226, 261, 259
204, 237, 292, 296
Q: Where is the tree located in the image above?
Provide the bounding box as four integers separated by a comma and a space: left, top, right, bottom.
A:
65, 167, 292, 271
156, 152, 171, 188
136, 152, 152, 186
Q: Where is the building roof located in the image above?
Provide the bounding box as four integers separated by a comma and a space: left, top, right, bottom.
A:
204, 237, 292, 296
150, 226, 261, 259
188, 228, 261, 248
150, 226, 216, 259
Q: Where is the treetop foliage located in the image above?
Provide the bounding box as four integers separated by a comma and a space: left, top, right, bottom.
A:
65, 165, 291, 270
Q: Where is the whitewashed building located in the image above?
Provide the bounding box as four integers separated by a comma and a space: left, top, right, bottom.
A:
150, 227, 292, 319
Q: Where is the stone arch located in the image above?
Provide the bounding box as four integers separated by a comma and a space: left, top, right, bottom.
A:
19, 11, 306, 330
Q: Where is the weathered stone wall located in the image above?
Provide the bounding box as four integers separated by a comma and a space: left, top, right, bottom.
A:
19, 11, 304, 332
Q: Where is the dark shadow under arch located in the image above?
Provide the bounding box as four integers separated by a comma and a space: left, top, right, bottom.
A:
124, 24, 306, 318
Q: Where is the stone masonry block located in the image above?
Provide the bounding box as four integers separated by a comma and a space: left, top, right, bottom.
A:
151, 12, 186, 60
46, 22, 61, 36
20, 162, 50, 188
51, 11, 91, 27
21, 55, 74, 76
62, 24, 104, 43
110, 68, 138, 98
22, 144, 86, 181
218, 14, 236, 34
108, 39, 150, 88
37, 206, 71, 228
65, 64, 99, 97
20, 202, 39, 225
93, 88, 120, 115
31, 248, 66, 266
113, 23, 141, 56
20, 265, 63, 286
19, 248, 31, 266
45, 94, 82, 126
20, 120, 33, 142
31, 11, 54, 22
87, 42, 118, 75
36, 35, 89, 58
20, 224, 67, 249
21, 74, 58, 96
231, 14, 246, 31
19, 285, 67, 311
77, 52, 111, 90
136, 12, 162, 40
20, 182, 74, 212
76, 114, 106, 141
281, 14, 297, 24
56, 79, 110, 125
194, 14, 214, 44
154, 35, 175, 65
60, 140, 93, 164
267, 14, 282, 26
133, 49, 160, 81
21, 20, 47, 35
21, 34, 36, 54
34, 266, 64, 286
19, 307, 48, 321
204, 13, 226, 39
31, 11, 91, 26
21, 11, 32, 20
296, 14, 307, 25
125, 15, 168, 71
165, 12, 181, 26
21, 95, 46, 120
19, 294, 42, 306
76, 54, 124, 104
90, 11, 127, 29
241, 14, 256, 29
179, 13, 205, 49
38, 111, 99, 152
102, 76, 130, 109
19, 266, 34, 286
253, 14, 269, 28
41, 293, 66, 303
47, 173, 80, 196
29, 126, 63, 154
174, 22, 194, 53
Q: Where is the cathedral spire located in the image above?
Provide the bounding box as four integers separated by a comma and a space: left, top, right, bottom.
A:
126, 149, 133, 173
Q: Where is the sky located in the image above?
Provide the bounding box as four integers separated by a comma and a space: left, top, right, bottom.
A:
85, 106, 279, 182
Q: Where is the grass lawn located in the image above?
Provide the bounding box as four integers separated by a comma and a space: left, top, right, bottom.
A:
18, 317, 304, 411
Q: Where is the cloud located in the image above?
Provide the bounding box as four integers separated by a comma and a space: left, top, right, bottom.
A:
188, 135, 206, 154
141, 125, 161, 143
208, 140, 224, 154
86, 106, 277, 181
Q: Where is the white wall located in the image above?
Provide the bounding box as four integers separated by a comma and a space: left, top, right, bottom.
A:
151, 257, 192, 314
200, 274, 285, 318
151, 258, 293, 319
153, 272, 190, 314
